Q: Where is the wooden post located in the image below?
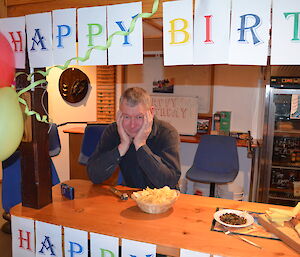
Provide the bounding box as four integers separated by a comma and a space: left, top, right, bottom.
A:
0, 0, 7, 18
17, 54, 52, 208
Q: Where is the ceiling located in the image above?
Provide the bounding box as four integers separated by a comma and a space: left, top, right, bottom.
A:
271, 66, 300, 76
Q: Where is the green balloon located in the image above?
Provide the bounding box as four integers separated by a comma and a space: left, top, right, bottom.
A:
0, 87, 24, 161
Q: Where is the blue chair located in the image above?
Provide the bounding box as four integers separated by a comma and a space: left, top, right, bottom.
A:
79, 124, 123, 185
78, 124, 108, 165
1, 123, 61, 215
186, 135, 239, 197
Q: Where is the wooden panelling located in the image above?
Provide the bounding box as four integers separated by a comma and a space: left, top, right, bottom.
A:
7, 0, 51, 6
7, 0, 170, 18
69, 133, 89, 180
96, 66, 116, 124
0, 0, 7, 17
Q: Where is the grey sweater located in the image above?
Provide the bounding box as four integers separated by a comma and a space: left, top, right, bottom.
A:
87, 117, 181, 189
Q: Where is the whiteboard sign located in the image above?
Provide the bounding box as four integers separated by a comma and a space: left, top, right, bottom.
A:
151, 95, 198, 135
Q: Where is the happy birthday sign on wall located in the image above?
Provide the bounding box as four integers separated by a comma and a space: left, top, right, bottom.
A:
152, 95, 198, 135
1, 0, 300, 69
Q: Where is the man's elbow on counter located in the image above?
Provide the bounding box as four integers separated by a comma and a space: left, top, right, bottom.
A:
86, 163, 102, 184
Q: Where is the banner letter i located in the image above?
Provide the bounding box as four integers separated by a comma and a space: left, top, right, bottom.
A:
204, 15, 213, 43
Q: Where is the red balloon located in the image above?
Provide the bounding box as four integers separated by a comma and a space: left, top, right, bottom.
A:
0, 32, 15, 88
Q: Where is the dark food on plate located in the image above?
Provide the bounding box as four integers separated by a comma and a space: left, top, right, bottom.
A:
220, 213, 247, 225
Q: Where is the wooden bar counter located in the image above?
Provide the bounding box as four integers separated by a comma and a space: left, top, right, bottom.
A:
11, 179, 298, 257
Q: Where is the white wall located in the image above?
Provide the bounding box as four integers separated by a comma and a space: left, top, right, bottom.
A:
125, 61, 266, 139
213, 85, 264, 139
214, 65, 265, 139
47, 66, 97, 182
124, 58, 211, 113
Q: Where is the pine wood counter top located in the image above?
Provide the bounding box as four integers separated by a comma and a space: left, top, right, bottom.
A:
11, 180, 297, 257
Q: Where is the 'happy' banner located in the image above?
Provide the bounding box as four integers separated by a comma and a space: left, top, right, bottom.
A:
12, 216, 162, 257
1, 0, 300, 68
12, 215, 221, 257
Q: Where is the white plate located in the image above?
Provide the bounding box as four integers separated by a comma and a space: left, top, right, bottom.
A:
214, 209, 254, 228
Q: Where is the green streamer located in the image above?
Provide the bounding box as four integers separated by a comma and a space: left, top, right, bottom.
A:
17, 0, 160, 123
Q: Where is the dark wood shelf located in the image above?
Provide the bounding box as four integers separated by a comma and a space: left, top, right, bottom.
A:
272, 163, 300, 169
274, 130, 300, 137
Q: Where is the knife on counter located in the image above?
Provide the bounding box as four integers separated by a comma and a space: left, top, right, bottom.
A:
224, 231, 262, 249
109, 186, 129, 201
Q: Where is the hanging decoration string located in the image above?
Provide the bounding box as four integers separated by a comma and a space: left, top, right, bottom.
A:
17, 0, 160, 123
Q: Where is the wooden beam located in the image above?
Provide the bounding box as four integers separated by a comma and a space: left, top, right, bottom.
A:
7, 0, 171, 18
0, 0, 7, 17
144, 35, 162, 39
144, 19, 163, 32
20, 85, 52, 209
20, 77, 53, 209
17, 50, 52, 209
7, 0, 51, 6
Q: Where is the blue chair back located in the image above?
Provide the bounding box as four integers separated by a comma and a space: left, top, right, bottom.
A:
49, 123, 61, 157
78, 124, 124, 185
186, 135, 239, 184
78, 124, 107, 165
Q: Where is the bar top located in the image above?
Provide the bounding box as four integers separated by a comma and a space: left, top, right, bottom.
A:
63, 127, 258, 147
11, 179, 297, 257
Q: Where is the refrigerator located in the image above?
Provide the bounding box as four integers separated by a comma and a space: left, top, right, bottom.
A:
259, 77, 300, 206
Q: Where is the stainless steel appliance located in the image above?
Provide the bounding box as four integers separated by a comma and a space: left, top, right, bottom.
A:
259, 77, 300, 206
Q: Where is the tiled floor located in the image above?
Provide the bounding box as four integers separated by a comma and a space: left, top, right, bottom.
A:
0, 183, 12, 257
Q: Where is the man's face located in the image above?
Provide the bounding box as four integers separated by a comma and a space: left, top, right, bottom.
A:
120, 100, 149, 138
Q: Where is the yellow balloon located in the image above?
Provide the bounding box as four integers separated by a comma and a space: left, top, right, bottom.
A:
0, 87, 24, 161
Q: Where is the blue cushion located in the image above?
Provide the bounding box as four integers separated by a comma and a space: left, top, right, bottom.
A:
49, 123, 61, 157
78, 124, 107, 165
186, 135, 239, 184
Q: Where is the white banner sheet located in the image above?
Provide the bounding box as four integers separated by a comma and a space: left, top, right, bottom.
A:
77, 6, 107, 65
26, 12, 53, 68
12, 215, 35, 257
163, 0, 194, 66
0, 16, 26, 68
193, 0, 231, 65
229, 0, 271, 65
52, 8, 77, 66
271, 0, 300, 65
180, 248, 211, 257
107, 2, 143, 65
122, 238, 156, 257
64, 227, 88, 257
90, 232, 119, 257
35, 221, 62, 257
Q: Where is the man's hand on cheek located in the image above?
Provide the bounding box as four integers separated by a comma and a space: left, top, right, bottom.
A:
117, 111, 132, 156
133, 111, 153, 150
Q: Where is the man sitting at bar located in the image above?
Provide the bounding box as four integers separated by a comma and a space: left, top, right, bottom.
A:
87, 87, 181, 189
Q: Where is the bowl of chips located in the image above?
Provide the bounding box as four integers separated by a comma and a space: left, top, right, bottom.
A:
131, 186, 180, 214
